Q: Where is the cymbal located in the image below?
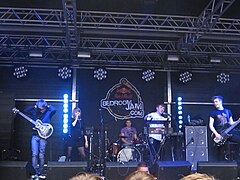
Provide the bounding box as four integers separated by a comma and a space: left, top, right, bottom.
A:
119, 135, 127, 138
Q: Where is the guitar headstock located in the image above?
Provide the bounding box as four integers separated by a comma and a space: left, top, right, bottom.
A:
12, 108, 20, 114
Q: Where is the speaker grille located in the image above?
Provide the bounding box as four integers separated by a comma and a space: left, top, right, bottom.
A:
185, 126, 208, 170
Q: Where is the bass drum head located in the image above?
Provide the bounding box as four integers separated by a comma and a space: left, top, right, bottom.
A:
117, 147, 141, 162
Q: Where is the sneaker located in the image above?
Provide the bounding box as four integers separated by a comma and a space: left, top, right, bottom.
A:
31, 174, 39, 180
38, 174, 46, 179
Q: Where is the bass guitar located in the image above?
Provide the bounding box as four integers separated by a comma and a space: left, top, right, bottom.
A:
12, 108, 54, 139
212, 119, 240, 146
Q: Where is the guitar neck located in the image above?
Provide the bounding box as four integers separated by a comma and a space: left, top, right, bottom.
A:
225, 119, 240, 134
18, 111, 36, 125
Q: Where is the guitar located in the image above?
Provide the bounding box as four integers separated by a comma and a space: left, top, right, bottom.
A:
12, 108, 54, 139
212, 119, 240, 146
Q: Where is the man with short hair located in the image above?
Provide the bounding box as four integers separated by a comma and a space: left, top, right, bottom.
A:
120, 119, 138, 146
144, 103, 169, 164
24, 99, 56, 179
137, 162, 150, 174
209, 95, 240, 160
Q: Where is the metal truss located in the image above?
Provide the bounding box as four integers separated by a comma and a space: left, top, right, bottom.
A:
0, 7, 240, 70
178, 0, 236, 50
62, 0, 79, 60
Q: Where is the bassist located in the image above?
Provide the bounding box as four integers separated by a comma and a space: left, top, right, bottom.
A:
24, 99, 56, 179
209, 96, 240, 160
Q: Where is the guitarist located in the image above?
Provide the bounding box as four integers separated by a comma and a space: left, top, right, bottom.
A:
24, 99, 56, 179
209, 96, 240, 160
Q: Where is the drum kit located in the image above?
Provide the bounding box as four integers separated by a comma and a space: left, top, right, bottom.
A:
107, 135, 149, 163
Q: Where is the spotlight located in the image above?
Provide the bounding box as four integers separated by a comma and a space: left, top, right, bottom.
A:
142, 69, 155, 82
58, 66, 72, 79
179, 71, 192, 83
94, 68, 107, 80
13, 65, 28, 78
177, 96, 183, 132
63, 93, 69, 134
217, 72, 230, 83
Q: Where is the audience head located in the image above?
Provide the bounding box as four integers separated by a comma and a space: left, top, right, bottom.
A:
125, 171, 155, 180
137, 162, 150, 174
180, 173, 216, 180
69, 173, 103, 180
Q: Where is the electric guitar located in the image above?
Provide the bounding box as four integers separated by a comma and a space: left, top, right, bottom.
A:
12, 108, 54, 139
212, 119, 240, 146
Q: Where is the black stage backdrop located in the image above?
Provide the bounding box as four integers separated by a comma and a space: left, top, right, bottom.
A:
0, 66, 240, 162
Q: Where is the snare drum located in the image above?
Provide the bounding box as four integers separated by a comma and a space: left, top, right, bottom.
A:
117, 146, 141, 162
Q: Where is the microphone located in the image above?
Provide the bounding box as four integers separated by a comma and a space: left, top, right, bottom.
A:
162, 112, 172, 117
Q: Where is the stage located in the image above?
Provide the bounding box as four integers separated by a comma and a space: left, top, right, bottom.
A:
0, 160, 239, 180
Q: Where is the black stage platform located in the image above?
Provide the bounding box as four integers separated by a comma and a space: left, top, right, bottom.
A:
0, 160, 240, 180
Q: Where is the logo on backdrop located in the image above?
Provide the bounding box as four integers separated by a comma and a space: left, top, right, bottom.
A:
100, 78, 144, 120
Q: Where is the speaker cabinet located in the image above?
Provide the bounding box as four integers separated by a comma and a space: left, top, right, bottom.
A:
186, 146, 208, 170
185, 126, 208, 147
185, 126, 208, 170
105, 162, 138, 179
0, 161, 31, 180
152, 161, 192, 180
47, 161, 88, 180
197, 161, 239, 180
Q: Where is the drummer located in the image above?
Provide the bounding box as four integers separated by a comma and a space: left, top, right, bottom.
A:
120, 119, 138, 147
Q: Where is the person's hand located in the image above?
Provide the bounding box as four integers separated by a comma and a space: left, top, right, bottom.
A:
215, 133, 222, 140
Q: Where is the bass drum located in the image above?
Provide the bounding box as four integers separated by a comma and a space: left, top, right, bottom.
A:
117, 147, 141, 162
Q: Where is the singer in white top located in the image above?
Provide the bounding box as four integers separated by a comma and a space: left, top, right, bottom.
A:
145, 104, 169, 141
144, 103, 170, 163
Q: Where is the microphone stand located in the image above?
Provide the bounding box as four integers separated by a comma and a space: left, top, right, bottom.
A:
98, 109, 106, 177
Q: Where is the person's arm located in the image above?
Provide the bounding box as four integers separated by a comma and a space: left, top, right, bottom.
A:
24, 105, 36, 115
72, 118, 78, 127
133, 134, 137, 140
133, 128, 138, 140
84, 135, 88, 148
209, 116, 222, 140
229, 116, 234, 125
120, 132, 131, 145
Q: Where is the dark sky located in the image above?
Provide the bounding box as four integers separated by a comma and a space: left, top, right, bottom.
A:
0, 0, 239, 18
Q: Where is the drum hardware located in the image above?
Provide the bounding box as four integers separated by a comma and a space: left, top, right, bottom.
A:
119, 135, 128, 138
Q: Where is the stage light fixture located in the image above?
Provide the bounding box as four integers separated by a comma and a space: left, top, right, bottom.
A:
210, 57, 221, 63
179, 71, 192, 83
13, 65, 28, 78
177, 96, 183, 132
77, 51, 91, 58
217, 72, 230, 83
168, 55, 179, 61
142, 69, 155, 82
63, 94, 69, 134
58, 66, 72, 79
94, 68, 107, 80
29, 51, 42, 57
